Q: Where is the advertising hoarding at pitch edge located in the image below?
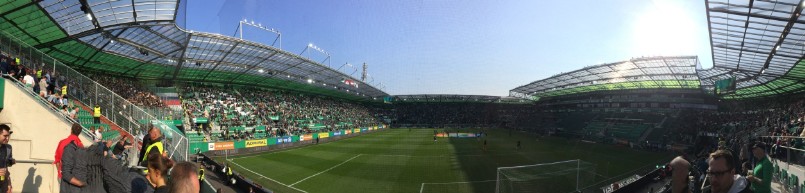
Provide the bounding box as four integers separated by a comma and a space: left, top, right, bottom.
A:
277, 136, 293, 144
208, 142, 234, 150
246, 139, 267, 148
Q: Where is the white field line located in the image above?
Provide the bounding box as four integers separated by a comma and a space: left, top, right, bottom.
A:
228, 159, 309, 193
233, 145, 312, 160
420, 179, 498, 193
421, 179, 498, 185
290, 154, 363, 186
419, 183, 425, 193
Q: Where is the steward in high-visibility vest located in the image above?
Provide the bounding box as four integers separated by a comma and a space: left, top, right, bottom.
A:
61, 85, 67, 96
199, 167, 205, 180
93, 105, 101, 124
140, 137, 164, 174
36, 69, 42, 79
141, 141, 164, 162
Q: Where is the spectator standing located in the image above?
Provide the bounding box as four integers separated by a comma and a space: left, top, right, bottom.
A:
21, 70, 33, 87
145, 150, 172, 193
38, 77, 48, 97
93, 127, 102, 144
169, 162, 200, 193
747, 142, 771, 193
0, 125, 14, 193
93, 104, 101, 124
701, 150, 751, 193
138, 126, 153, 164
670, 156, 691, 193
57, 123, 85, 193
0, 57, 9, 75
141, 127, 166, 167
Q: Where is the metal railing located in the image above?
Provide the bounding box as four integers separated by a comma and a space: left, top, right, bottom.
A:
758, 135, 805, 193
14, 159, 59, 193
0, 30, 188, 162
2, 75, 95, 140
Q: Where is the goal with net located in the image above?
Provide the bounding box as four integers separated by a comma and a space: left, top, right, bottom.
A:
496, 159, 597, 193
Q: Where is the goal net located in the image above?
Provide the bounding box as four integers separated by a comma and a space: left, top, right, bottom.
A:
496, 160, 597, 193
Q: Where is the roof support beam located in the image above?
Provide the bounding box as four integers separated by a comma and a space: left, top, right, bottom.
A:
0, 16, 41, 44
78, 29, 127, 67
124, 48, 182, 76
201, 41, 240, 81
168, 33, 192, 81
226, 51, 281, 85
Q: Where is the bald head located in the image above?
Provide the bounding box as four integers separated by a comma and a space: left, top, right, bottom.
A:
170, 161, 200, 193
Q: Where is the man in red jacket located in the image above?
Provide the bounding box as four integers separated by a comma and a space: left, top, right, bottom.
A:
55, 123, 85, 193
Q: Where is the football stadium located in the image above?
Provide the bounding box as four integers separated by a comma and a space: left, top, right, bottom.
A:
0, 0, 803, 193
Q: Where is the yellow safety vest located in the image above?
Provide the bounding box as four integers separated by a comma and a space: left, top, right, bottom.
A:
94, 107, 101, 117
36, 70, 42, 78
141, 141, 165, 162
61, 85, 67, 96
199, 168, 205, 180
226, 166, 232, 176
14, 58, 19, 64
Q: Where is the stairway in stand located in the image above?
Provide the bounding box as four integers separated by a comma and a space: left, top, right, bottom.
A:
152, 86, 182, 111
72, 99, 139, 147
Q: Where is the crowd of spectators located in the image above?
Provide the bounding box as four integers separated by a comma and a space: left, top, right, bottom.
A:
182, 85, 384, 140
393, 103, 497, 127
81, 72, 165, 108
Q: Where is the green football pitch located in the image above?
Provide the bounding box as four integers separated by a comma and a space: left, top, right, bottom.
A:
216, 128, 671, 193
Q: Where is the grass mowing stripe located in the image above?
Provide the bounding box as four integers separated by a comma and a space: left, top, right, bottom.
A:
229, 159, 309, 193
290, 154, 364, 186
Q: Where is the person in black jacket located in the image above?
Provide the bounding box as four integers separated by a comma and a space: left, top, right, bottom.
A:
138, 125, 154, 164
60, 124, 85, 193
0, 124, 14, 193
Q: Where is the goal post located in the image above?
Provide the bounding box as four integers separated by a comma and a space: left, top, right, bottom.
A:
496, 159, 597, 193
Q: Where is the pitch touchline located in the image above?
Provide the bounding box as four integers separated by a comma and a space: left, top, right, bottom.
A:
228, 160, 309, 193
290, 154, 363, 186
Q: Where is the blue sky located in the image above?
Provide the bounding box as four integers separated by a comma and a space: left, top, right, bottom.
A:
184, 0, 712, 96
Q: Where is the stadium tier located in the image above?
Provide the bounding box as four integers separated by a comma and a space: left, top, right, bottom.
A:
0, 0, 804, 193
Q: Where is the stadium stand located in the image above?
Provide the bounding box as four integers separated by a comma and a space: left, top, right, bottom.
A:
182, 84, 383, 142
0, 76, 95, 193
1, 0, 804, 192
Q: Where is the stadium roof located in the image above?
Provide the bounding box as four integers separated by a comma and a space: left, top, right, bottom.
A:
392, 95, 505, 103
699, 0, 805, 99
510, 56, 701, 100
0, 0, 387, 100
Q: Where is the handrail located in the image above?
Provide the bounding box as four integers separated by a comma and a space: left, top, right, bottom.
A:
759, 136, 805, 139
15, 159, 55, 164
0, 29, 189, 161
1, 75, 96, 140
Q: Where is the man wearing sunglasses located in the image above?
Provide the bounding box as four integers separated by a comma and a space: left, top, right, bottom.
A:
702, 150, 751, 193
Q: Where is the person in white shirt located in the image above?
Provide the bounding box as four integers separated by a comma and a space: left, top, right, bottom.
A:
94, 128, 103, 143
22, 73, 34, 87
